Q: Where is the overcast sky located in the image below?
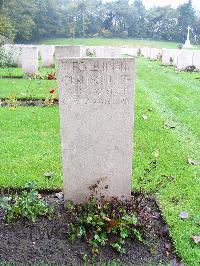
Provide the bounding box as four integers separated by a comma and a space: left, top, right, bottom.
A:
103, 0, 200, 11
142, 0, 200, 10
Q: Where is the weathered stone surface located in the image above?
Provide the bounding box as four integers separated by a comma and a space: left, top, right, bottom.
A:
22, 46, 38, 75
192, 51, 200, 70
39, 45, 54, 67
57, 58, 135, 203
121, 47, 138, 57
96, 47, 121, 58
177, 50, 193, 70
141, 47, 151, 59
150, 48, 161, 60
172, 49, 180, 66
55, 45, 81, 59
95, 46, 106, 57
81, 46, 97, 57
162, 49, 174, 66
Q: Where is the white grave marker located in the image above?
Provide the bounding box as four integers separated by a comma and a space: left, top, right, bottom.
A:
55, 45, 82, 59
22, 46, 38, 75
177, 50, 193, 70
192, 51, 200, 71
57, 58, 135, 203
162, 49, 174, 66
40, 45, 54, 67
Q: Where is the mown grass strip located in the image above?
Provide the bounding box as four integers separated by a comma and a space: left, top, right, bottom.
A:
0, 106, 62, 189
134, 59, 200, 265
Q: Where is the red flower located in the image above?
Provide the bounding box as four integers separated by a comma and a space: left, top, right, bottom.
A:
50, 88, 55, 94
47, 73, 54, 80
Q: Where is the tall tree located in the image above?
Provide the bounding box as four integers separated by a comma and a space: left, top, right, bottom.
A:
128, 0, 146, 38
177, 0, 196, 42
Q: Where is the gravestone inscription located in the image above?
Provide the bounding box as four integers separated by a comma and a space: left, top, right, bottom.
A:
57, 58, 135, 203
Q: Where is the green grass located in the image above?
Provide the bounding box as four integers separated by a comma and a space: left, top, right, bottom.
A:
0, 106, 62, 189
0, 78, 57, 99
39, 37, 180, 49
0, 57, 199, 265
39, 37, 200, 50
133, 58, 200, 266
0, 68, 23, 78
0, 67, 54, 78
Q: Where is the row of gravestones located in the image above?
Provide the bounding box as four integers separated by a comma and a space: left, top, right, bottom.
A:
2, 43, 136, 202
3, 44, 199, 75
141, 47, 200, 71
2, 44, 139, 75
2, 44, 199, 203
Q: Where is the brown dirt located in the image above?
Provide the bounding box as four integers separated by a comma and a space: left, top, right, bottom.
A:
0, 193, 181, 266
0, 98, 59, 107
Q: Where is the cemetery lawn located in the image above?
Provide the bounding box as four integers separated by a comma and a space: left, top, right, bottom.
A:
0, 78, 58, 99
0, 58, 199, 265
0, 67, 54, 78
40, 37, 200, 50
40, 37, 179, 49
0, 107, 62, 189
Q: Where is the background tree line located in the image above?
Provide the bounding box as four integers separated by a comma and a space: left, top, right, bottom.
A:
0, 0, 200, 44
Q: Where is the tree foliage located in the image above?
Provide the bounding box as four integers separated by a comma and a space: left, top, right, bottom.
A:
0, 0, 199, 43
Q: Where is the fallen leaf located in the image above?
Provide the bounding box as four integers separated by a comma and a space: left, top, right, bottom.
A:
164, 122, 176, 129
170, 259, 184, 266
142, 114, 148, 120
168, 176, 175, 181
152, 150, 159, 158
103, 217, 120, 233
43, 172, 54, 179
179, 211, 189, 219
187, 158, 197, 165
55, 192, 63, 200
191, 235, 200, 244
159, 225, 169, 236
166, 243, 172, 252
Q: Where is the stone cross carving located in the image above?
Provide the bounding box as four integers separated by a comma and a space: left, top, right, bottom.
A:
183, 26, 192, 48
187, 26, 191, 41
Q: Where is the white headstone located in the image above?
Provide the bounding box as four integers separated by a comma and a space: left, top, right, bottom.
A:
40, 45, 54, 67
22, 46, 38, 75
141, 47, 151, 59
95, 47, 121, 58
95, 46, 106, 57
162, 49, 174, 66
121, 47, 138, 57
150, 48, 161, 60
172, 49, 180, 67
177, 50, 194, 70
57, 58, 135, 203
81, 46, 97, 57
55, 45, 82, 59
192, 51, 200, 71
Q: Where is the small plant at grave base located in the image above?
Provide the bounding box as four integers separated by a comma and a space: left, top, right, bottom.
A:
0, 183, 53, 223
185, 65, 196, 73
66, 181, 143, 255
86, 48, 96, 57
177, 43, 183, 49
5, 92, 17, 109
44, 88, 56, 106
